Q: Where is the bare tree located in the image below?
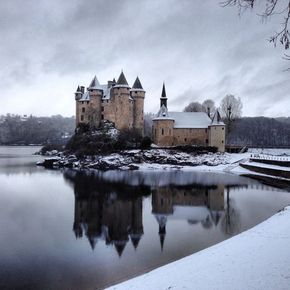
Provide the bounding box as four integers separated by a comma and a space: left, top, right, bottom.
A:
220, 94, 243, 129
221, 0, 290, 58
184, 101, 206, 112
144, 112, 154, 137
202, 99, 216, 116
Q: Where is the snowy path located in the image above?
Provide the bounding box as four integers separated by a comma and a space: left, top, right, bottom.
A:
107, 206, 290, 290
223, 157, 248, 172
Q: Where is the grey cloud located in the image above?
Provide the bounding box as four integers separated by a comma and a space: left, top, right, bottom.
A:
0, 0, 289, 117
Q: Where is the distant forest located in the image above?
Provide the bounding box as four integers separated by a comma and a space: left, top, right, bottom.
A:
0, 114, 289, 147
0, 114, 75, 145
227, 117, 290, 147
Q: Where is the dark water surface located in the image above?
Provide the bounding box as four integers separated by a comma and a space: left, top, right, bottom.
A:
0, 146, 290, 290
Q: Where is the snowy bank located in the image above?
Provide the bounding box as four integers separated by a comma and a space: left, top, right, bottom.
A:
107, 206, 290, 290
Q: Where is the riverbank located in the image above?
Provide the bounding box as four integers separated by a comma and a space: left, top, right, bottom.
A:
37, 149, 247, 171
107, 206, 290, 290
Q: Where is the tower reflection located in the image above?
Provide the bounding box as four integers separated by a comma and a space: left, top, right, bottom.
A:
152, 185, 225, 249
65, 170, 247, 255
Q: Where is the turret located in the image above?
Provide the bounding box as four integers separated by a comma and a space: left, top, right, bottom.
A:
75, 86, 83, 101
131, 76, 145, 135
209, 110, 226, 152
160, 82, 167, 108
152, 96, 175, 146
112, 71, 132, 130
87, 76, 103, 128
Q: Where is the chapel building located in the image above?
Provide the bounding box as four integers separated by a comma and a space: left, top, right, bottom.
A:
74, 71, 145, 135
152, 84, 225, 152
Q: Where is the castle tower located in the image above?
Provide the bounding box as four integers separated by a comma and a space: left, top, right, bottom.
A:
75, 86, 83, 126
112, 71, 132, 130
209, 110, 226, 152
131, 77, 145, 136
129, 197, 144, 249
152, 84, 174, 146
87, 76, 103, 128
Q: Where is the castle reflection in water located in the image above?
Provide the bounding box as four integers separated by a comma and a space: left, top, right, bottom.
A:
64, 170, 248, 256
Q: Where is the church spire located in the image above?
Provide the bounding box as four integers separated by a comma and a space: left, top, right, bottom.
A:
159, 224, 166, 251
160, 82, 168, 108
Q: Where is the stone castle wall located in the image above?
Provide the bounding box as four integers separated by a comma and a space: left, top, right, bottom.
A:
76, 87, 144, 133
172, 128, 208, 146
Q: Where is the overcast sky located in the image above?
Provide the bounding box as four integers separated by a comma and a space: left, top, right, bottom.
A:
1, 0, 289, 117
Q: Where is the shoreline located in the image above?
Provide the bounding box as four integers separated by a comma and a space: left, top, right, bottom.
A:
106, 206, 290, 290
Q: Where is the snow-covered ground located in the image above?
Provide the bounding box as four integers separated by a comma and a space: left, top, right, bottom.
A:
107, 206, 290, 290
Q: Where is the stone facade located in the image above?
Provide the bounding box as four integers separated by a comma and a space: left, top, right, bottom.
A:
75, 72, 145, 135
152, 84, 225, 152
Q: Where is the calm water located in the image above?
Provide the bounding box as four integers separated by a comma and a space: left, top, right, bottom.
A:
1, 146, 290, 290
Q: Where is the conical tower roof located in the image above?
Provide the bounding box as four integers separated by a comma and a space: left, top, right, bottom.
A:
161, 82, 167, 98
132, 76, 143, 90
89, 76, 100, 88
116, 71, 129, 86
88, 236, 97, 250
76, 85, 82, 93
131, 236, 141, 249
114, 241, 127, 257
211, 110, 224, 126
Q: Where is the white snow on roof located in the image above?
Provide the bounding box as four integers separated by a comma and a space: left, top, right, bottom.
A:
79, 91, 90, 101
78, 84, 112, 101
169, 112, 212, 129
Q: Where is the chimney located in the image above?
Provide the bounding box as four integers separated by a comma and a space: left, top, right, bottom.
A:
80, 86, 85, 93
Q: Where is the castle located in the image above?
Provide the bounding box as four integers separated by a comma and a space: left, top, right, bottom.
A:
75, 71, 145, 135
74, 72, 225, 151
152, 84, 226, 152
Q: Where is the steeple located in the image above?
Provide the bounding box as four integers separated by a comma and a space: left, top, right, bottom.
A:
155, 215, 167, 251
88, 75, 100, 89
132, 76, 143, 90
160, 82, 168, 108
159, 224, 166, 251
116, 71, 129, 86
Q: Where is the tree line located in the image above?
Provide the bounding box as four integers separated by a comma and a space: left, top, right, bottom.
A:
0, 114, 75, 145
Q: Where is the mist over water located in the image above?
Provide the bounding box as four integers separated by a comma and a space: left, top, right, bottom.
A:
0, 146, 290, 289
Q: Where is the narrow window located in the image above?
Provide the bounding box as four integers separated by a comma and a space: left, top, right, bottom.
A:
222, 127, 224, 130
184, 138, 187, 141
161, 128, 164, 135
82, 107, 85, 113
222, 140, 224, 143
101, 115, 104, 120
101, 106, 104, 112
206, 139, 208, 143
205, 129, 207, 133
81, 115, 84, 121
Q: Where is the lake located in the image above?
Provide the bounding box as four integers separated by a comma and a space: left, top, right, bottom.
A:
0, 146, 290, 290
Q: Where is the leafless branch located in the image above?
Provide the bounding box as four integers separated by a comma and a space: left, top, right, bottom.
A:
221, 0, 290, 51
